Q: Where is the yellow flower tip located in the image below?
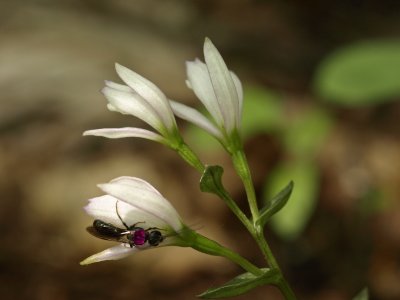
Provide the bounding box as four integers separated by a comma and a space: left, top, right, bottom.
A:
204, 37, 214, 49
80, 257, 94, 266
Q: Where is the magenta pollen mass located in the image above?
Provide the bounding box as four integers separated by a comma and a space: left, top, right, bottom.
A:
133, 229, 147, 245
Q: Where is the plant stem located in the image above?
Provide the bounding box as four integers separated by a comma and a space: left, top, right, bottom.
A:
176, 142, 205, 173
277, 277, 297, 300
213, 183, 254, 234
183, 229, 263, 276
231, 149, 259, 221
231, 146, 297, 299
254, 231, 295, 298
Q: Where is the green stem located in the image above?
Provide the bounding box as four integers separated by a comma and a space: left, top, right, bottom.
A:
231, 149, 259, 222
175, 133, 296, 298
212, 182, 254, 235
277, 277, 297, 300
176, 142, 205, 173
253, 211, 296, 299
230, 143, 296, 299
182, 229, 263, 276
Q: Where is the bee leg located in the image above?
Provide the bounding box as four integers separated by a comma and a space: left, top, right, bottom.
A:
130, 221, 145, 229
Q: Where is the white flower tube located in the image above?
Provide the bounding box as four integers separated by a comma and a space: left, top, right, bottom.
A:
171, 38, 243, 144
81, 176, 184, 265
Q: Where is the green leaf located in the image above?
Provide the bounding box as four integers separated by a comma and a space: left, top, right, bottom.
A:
198, 268, 279, 299
200, 165, 225, 195
283, 107, 332, 158
353, 288, 369, 300
314, 40, 400, 105
257, 181, 294, 227
186, 123, 221, 153
264, 160, 319, 241
241, 86, 283, 137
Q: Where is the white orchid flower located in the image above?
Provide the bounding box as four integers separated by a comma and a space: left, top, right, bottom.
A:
81, 176, 185, 265
84, 63, 181, 147
170, 38, 243, 146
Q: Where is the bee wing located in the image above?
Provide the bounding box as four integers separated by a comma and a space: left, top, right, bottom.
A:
86, 226, 130, 244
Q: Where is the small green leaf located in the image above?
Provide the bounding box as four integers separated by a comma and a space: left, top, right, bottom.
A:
353, 288, 369, 300
257, 181, 294, 227
264, 160, 319, 241
314, 40, 400, 105
198, 268, 279, 299
200, 165, 225, 195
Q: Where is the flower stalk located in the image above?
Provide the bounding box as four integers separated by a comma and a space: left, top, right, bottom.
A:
179, 226, 262, 276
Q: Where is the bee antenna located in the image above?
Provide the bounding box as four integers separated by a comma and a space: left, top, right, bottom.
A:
115, 200, 129, 230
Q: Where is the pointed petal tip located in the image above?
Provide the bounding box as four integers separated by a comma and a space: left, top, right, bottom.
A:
79, 259, 91, 266
97, 183, 106, 189
82, 130, 96, 136
203, 37, 216, 52
80, 254, 102, 265
100, 86, 107, 95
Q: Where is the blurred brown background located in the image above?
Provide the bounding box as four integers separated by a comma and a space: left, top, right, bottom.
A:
1, 1, 399, 299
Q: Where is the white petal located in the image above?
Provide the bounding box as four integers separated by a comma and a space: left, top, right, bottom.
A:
102, 87, 165, 133
115, 63, 176, 130
104, 80, 132, 92
84, 195, 166, 229
83, 127, 166, 143
204, 38, 240, 133
230, 71, 243, 127
80, 244, 137, 265
186, 59, 224, 127
110, 176, 162, 195
98, 177, 182, 232
169, 100, 223, 140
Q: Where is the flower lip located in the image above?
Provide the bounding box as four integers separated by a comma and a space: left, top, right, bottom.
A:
82, 128, 167, 144
80, 243, 136, 265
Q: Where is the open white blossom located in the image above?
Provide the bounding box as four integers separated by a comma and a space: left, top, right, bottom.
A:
83, 63, 180, 146
170, 38, 243, 144
81, 176, 184, 265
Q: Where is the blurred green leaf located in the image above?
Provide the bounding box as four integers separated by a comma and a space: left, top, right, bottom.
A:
314, 40, 400, 105
241, 86, 283, 137
283, 107, 332, 158
185, 85, 283, 152
198, 268, 279, 299
264, 160, 319, 241
186, 121, 221, 153
257, 181, 294, 228
352, 287, 369, 300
